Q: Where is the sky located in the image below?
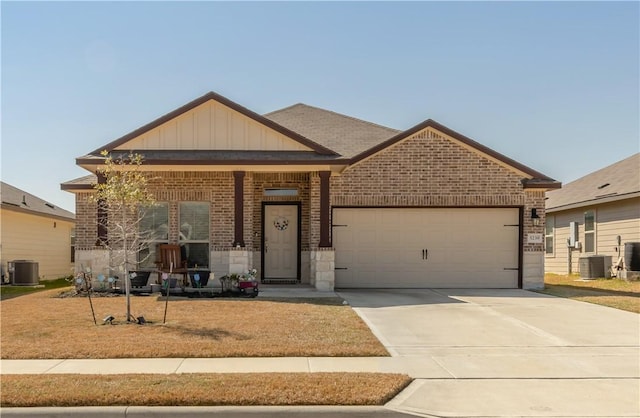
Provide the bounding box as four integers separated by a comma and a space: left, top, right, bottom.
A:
1, 1, 638, 214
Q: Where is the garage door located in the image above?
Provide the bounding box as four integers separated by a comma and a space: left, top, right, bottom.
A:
333, 208, 520, 288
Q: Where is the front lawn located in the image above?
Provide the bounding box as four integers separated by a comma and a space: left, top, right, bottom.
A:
536, 274, 640, 313
1, 373, 411, 407
0, 288, 388, 359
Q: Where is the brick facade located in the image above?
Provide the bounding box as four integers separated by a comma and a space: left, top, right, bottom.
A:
331, 129, 524, 205
329, 128, 545, 248
72, 127, 547, 289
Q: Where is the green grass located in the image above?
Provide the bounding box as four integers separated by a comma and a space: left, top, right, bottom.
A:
0, 277, 73, 301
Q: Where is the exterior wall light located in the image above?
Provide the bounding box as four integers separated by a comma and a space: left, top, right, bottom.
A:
531, 208, 540, 226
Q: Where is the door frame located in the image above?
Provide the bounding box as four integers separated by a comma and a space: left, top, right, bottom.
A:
261, 202, 302, 282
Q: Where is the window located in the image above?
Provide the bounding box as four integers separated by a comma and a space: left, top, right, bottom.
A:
70, 228, 76, 263
179, 202, 210, 268
264, 188, 299, 197
545, 216, 554, 255
584, 210, 595, 253
138, 202, 169, 268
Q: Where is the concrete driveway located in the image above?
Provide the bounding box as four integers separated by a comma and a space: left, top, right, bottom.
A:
338, 288, 640, 417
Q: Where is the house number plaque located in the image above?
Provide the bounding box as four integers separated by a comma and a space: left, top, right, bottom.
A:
527, 233, 543, 244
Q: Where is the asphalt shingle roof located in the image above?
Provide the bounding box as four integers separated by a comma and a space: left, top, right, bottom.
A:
546, 153, 640, 211
264, 103, 401, 158
1, 182, 75, 220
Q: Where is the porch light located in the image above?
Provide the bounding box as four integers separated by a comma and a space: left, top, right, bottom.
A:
531, 208, 540, 226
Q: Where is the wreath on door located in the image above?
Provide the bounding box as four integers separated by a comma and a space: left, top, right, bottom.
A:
273, 216, 289, 231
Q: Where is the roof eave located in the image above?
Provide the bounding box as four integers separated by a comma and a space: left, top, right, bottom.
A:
522, 179, 562, 190
546, 191, 640, 213
61, 183, 95, 192
1, 203, 75, 222
76, 157, 351, 166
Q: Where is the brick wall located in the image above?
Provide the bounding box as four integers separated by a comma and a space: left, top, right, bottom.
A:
330, 127, 542, 251
73, 128, 545, 284
331, 129, 525, 206
75, 192, 98, 250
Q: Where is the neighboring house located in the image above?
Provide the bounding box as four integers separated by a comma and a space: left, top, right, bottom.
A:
545, 153, 640, 276
61, 91, 560, 290
0, 182, 75, 281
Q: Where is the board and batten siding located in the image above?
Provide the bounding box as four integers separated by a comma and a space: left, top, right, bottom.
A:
115, 100, 312, 152
545, 197, 640, 274
0, 209, 75, 280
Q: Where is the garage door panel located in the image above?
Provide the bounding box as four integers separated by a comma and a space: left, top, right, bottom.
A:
334, 208, 519, 288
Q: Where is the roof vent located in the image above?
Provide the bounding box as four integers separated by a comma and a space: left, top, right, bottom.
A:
45, 203, 55, 209
597, 183, 610, 189
21, 195, 27, 206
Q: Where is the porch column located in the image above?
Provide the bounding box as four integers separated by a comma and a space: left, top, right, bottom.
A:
319, 171, 331, 247
96, 172, 107, 247
233, 171, 245, 247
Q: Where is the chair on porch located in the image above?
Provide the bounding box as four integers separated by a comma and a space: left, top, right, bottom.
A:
156, 244, 189, 288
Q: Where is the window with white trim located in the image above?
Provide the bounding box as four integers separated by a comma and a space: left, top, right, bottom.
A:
584, 210, 595, 253
545, 215, 554, 255
138, 202, 169, 269
179, 202, 210, 268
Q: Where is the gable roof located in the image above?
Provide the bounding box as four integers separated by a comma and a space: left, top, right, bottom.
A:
68, 91, 559, 190
546, 153, 640, 212
349, 118, 560, 186
264, 103, 401, 158
1, 182, 75, 221
88, 91, 338, 157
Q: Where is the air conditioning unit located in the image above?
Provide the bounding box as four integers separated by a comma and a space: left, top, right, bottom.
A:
624, 242, 640, 271
579, 255, 612, 279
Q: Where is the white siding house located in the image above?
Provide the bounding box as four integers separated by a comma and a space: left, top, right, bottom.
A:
0, 182, 75, 281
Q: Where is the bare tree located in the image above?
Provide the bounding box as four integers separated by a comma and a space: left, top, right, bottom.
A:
92, 151, 155, 322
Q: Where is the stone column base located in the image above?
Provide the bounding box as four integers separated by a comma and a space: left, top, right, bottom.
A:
74, 249, 110, 276
523, 251, 544, 289
229, 249, 251, 275
311, 248, 335, 291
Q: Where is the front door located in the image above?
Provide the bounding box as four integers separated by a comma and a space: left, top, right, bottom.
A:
263, 204, 300, 281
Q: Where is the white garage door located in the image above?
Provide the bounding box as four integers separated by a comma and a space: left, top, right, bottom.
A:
333, 208, 520, 288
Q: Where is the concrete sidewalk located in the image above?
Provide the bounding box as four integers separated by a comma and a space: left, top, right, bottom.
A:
0, 357, 421, 376
3, 351, 638, 417
2, 348, 637, 378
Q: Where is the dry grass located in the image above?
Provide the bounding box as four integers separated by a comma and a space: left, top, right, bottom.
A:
0, 373, 412, 407
536, 274, 640, 313
0, 288, 388, 359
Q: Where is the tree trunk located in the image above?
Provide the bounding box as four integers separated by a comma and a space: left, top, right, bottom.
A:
123, 204, 131, 322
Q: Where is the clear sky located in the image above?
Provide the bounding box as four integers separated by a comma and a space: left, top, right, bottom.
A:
2, 1, 638, 213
